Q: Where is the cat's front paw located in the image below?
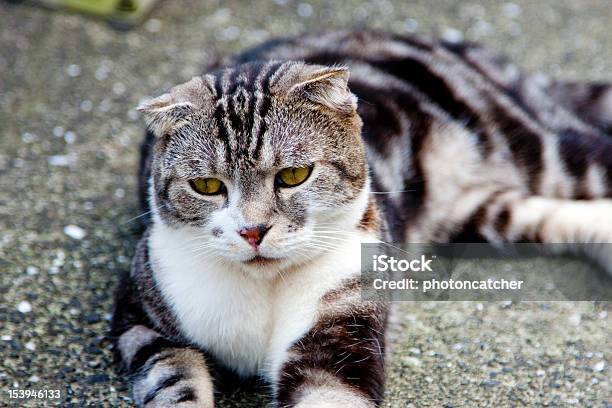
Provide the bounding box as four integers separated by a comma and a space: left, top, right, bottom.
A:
132, 348, 214, 408
293, 386, 376, 408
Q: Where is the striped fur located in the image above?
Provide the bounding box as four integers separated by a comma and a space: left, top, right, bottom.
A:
114, 30, 612, 407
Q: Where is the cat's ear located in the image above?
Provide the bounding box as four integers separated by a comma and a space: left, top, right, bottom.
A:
137, 76, 211, 137
287, 65, 357, 115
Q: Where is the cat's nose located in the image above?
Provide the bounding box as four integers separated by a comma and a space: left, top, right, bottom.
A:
238, 224, 271, 249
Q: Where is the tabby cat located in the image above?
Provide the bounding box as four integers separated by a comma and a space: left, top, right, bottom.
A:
111, 30, 612, 407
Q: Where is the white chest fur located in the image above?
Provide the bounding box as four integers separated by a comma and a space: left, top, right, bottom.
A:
148, 223, 374, 379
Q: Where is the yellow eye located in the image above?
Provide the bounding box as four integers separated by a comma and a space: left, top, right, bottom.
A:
190, 178, 224, 195
276, 166, 312, 187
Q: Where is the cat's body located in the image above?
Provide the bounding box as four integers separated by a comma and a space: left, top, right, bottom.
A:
113, 31, 612, 407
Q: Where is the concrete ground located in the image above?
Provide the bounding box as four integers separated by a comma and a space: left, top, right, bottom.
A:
0, 0, 610, 406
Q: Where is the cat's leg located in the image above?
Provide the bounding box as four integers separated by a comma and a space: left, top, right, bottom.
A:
460, 190, 612, 273
117, 325, 215, 407
112, 271, 214, 407
273, 282, 387, 408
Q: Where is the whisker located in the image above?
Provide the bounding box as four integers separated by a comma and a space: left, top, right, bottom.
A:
122, 204, 165, 224
310, 235, 351, 243
313, 226, 416, 256
303, 242, 342, 252
369, 189, 418, 195
307, 243, 342, 251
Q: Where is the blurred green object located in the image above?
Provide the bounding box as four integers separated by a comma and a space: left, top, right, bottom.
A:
32, 0, 159, 28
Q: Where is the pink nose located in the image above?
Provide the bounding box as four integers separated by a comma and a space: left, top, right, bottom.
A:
238, 225, 270, 249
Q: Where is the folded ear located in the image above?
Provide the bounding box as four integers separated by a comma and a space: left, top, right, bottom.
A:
137, 76, 210, 137
287, 65, 357, 115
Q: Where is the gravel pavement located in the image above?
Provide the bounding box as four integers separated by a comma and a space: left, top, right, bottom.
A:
0, 1, 610, 406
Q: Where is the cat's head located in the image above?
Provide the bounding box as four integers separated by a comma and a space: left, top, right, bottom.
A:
139, 61, 375, 277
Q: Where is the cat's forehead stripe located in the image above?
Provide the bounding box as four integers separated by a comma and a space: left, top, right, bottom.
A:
248, 62, 279, 158
252, 61, 287, 160
212, 72, 233, 163
205, 61, 293, 167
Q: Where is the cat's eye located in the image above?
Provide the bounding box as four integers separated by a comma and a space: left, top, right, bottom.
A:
190, 177, 225, 195
275, 166, 313, 188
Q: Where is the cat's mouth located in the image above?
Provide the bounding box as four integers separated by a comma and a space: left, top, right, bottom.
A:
244, 255, 279, 265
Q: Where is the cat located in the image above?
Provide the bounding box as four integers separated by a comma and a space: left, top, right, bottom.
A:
112, 30, 612, 407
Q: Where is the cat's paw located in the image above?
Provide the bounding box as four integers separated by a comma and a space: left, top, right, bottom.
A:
293, 386, 375, 408
132, 348, 214, 408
